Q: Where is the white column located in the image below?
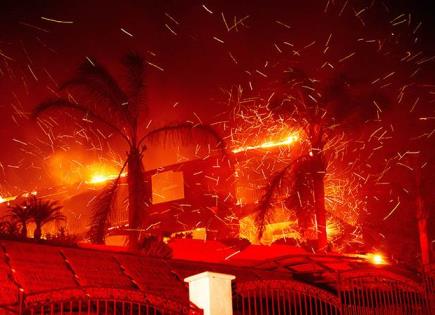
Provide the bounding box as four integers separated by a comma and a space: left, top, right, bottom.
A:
184, 271, 235, 315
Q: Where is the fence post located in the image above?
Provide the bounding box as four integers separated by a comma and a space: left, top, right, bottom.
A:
185, 271, 235, 315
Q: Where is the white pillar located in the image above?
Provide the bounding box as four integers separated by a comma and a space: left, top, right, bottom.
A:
184, 271, 235, 315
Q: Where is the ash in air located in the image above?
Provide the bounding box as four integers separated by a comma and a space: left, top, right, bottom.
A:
0, 0, 433, 268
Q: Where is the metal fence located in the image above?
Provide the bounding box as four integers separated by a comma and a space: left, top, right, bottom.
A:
424, 268, 435, 314
10, 271, 434, 315
27, 300, 171, 315
233, 280, 341, 315
233, 273, 432, 315
19, 288, 200, 315
337, 269, 430, 315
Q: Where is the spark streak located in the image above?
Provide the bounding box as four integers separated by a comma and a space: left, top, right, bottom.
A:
232, 133, 299, 154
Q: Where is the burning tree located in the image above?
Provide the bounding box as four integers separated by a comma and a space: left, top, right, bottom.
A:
33, 53, 225, 249
251, 68, 390, 251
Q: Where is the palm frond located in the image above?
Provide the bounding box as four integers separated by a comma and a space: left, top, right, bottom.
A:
255, 164, 292, 240
60, 58, 131, 125
255, 155, 311, 239
33, 98, 130, 144
142, 122, 227, 155
6, 204, 33, 235
88, 180, 119, 243
0, 220, 20, 238
29, 198, 65, 224
88, 162, 127, 243
122, 52, 147, 117
62, 58, 127, 106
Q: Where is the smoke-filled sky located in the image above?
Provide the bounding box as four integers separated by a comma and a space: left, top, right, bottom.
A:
0, 0, 434, 195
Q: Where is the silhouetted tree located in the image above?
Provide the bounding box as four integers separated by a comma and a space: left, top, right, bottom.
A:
7, 203, 33, 238
0, 220, 20, 239
25, 196, 65, 240
33, 53, 225, 248
256, 68, 388, 251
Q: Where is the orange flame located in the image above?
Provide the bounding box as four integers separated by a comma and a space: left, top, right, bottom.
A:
0, 195, 16, 204
232, 133, 299, 154
86, 172, 127, 185
367, 253, 387, 265
0, 191, 37, 204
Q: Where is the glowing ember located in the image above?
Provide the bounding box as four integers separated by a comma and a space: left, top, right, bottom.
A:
367, 253, 387, 265
0, 195, 16, 204
232, 133, 299, 154
0, 191, 37, 204
86, 172, 126, 185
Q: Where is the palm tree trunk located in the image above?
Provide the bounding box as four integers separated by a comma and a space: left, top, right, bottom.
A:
415, 184, 430, 270
127, 147, 148, 249
416, 195, 430, 268
311, 149, 327, 251
34, 223, 42, 240
308, 124, 328, 251
413, 157, 430, 270
313, 174, 327, 251
21, 223, 27, 239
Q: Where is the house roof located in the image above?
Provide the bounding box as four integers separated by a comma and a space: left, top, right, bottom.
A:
0, 240, 188, 310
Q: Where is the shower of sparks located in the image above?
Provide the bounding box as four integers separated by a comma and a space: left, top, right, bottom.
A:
0, 1, 432, 261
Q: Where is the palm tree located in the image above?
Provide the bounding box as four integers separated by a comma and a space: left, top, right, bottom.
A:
33, 52, 225, 248
23, 196, 65, 240
255, 155, 318, 244
256, 68, 388, 251
0, 219, 21, 239
7, 203, 33, 238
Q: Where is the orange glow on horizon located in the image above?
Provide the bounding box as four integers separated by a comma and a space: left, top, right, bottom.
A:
232, 133, 299, 154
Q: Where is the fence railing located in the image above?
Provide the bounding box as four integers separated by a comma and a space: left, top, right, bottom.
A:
10, 270, 433, 315
424, 267, 435, 315
19, 287, 197, 315
337, 269, 430, 315
233, 272, 432, 315
233, 279, 341, 315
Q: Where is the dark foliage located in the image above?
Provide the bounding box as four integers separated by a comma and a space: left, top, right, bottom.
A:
34, 52, 227, 248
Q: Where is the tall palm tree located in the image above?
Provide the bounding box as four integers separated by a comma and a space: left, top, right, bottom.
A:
256, 68, 388, 251
23, 196, 65, 240
7, 203, 33, 238
33, 52, 225, 248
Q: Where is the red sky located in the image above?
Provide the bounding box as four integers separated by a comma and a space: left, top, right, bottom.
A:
0, 0, 433, 193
